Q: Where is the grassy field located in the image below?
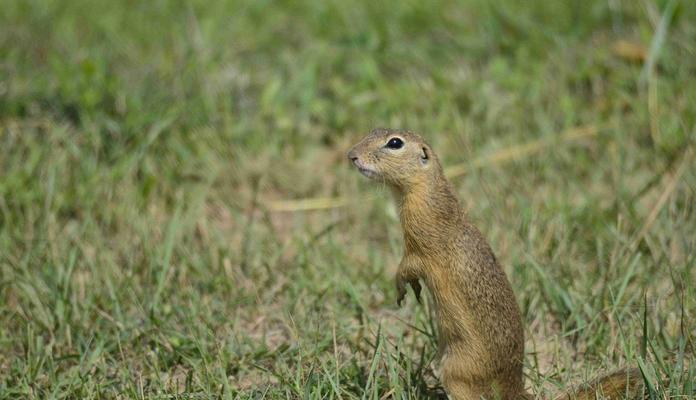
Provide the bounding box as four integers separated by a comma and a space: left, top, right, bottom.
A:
1, 0, 694, 398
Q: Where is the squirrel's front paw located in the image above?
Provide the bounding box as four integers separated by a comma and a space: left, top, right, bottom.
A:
396, 277, 422, 306
396, 278, 407, 307
411, 279, 422, 304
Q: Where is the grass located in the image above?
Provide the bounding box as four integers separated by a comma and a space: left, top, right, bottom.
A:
1, 0, 694, 398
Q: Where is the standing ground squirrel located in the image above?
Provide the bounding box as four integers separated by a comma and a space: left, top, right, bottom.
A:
347, 128, 642, 400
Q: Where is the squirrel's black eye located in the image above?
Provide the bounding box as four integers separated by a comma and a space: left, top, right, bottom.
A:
386, 137, 404, 149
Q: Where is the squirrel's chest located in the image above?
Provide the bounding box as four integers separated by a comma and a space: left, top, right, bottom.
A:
403, 224, 457, 258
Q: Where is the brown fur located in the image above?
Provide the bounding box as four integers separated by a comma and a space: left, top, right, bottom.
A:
348, 128, 643, 400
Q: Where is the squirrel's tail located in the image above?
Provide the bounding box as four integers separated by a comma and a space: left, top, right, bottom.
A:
550, 367, 643, 400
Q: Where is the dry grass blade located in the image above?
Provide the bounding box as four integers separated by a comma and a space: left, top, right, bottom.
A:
612, 40, 648, 63
630, 149, 692, 251
266, 196, 350, 212
444, 125, 598, 178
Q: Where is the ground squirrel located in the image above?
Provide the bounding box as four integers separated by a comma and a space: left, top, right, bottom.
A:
347, 128, 642, 400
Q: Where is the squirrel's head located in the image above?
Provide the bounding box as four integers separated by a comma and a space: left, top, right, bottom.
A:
347, 128, 439, 190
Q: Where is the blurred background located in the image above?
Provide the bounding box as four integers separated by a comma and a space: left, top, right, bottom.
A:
1, 0, 694, 398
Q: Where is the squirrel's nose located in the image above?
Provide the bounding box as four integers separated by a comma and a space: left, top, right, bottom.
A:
347, 149, 358, 162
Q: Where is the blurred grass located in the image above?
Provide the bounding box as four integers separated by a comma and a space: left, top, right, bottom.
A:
1, 0, 694, 398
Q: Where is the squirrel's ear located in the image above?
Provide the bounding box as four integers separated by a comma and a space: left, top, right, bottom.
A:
420, 146, 429, 165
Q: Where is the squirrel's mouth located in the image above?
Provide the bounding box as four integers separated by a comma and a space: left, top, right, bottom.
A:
351, 159, 379, 179
357, 166, 378, 179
